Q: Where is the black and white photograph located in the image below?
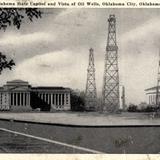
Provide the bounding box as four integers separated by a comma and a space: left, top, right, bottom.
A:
0, 8, 159, 156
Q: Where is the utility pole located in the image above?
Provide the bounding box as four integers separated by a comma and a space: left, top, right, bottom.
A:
85, 48, 97, 111
121, 86, 126, 110
102, 14, 120, 112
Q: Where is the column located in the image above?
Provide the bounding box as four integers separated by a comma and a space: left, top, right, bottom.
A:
64, 93, 66, 105
44, 93, 46, 102
59, 94, 61, 106
10, 93, 13, 106
27, 93, 29, 106
48, 94, 51, 104
23, 93, 24, 106
51, 94, 53, 105
23, 93, 25, 106
46, 93, 47, 103
25, 93, 27, 106
45, 93, 47, 103
13, 93, 15, 106
20, 93, 21, 106
41, 94, 43, 100
16, 93, 18, 106
21, 93, 23, 106
66, 94, 68, 105
41, 93, 43, 100
14, 93, 15, 106
46, 93, 47, 102
154, 95, 156, 104
149, 95, 151, 105
28, 93, 30, 106
68, 93, 70, 106
50, 94, 52, 105
10, 93, 12, 106
9, 93, 11, 106
57, 94, 59, 106
54, 94, 56, 105
47, 93, 49, 104
61, 94, 63, 106
47, 94, 49, 104
22, 93, 24, 106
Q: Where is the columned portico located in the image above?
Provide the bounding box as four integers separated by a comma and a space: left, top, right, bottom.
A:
145, 86, 160, 105
10, 92, 30, 107
32, 92, 70, 111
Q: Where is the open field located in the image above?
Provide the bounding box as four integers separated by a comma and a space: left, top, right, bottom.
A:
0, 127, 100, 153
0, 112, 160, 153
0, 129, 90, 153
0, 111, 159, 126
0, 120, 160, 153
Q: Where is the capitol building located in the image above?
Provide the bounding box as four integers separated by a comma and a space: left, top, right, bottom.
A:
0, 80, 71, 111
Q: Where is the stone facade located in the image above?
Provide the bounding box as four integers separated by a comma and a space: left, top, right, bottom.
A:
0, 80, 71, 111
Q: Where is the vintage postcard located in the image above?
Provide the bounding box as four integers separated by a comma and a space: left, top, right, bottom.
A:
0, 0, 159, 159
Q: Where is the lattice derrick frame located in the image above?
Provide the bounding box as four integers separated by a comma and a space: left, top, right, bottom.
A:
156, 51, 160, 106
85, 48, 97, 109
102, 15, 120, 112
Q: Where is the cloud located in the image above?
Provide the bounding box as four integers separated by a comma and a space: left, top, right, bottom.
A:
121, 17, 160, 48
0, 31, 56, 63
0, 32, 53, 47
11, 50, 88, 89
51, 9, 107, 51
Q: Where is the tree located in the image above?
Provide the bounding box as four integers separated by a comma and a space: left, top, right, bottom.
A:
0, 8, 42, 73
0, 8, 42, 30
127, 104, 138, 112
70, 90, 85, 111
0, 52, 15, 74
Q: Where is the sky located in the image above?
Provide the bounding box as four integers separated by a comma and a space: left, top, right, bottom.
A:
0, 8, 159, 105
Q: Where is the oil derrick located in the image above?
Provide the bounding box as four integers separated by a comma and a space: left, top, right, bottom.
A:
85, 48, 97, 111
156, 49, 160, 106
102, 15, 120, 112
